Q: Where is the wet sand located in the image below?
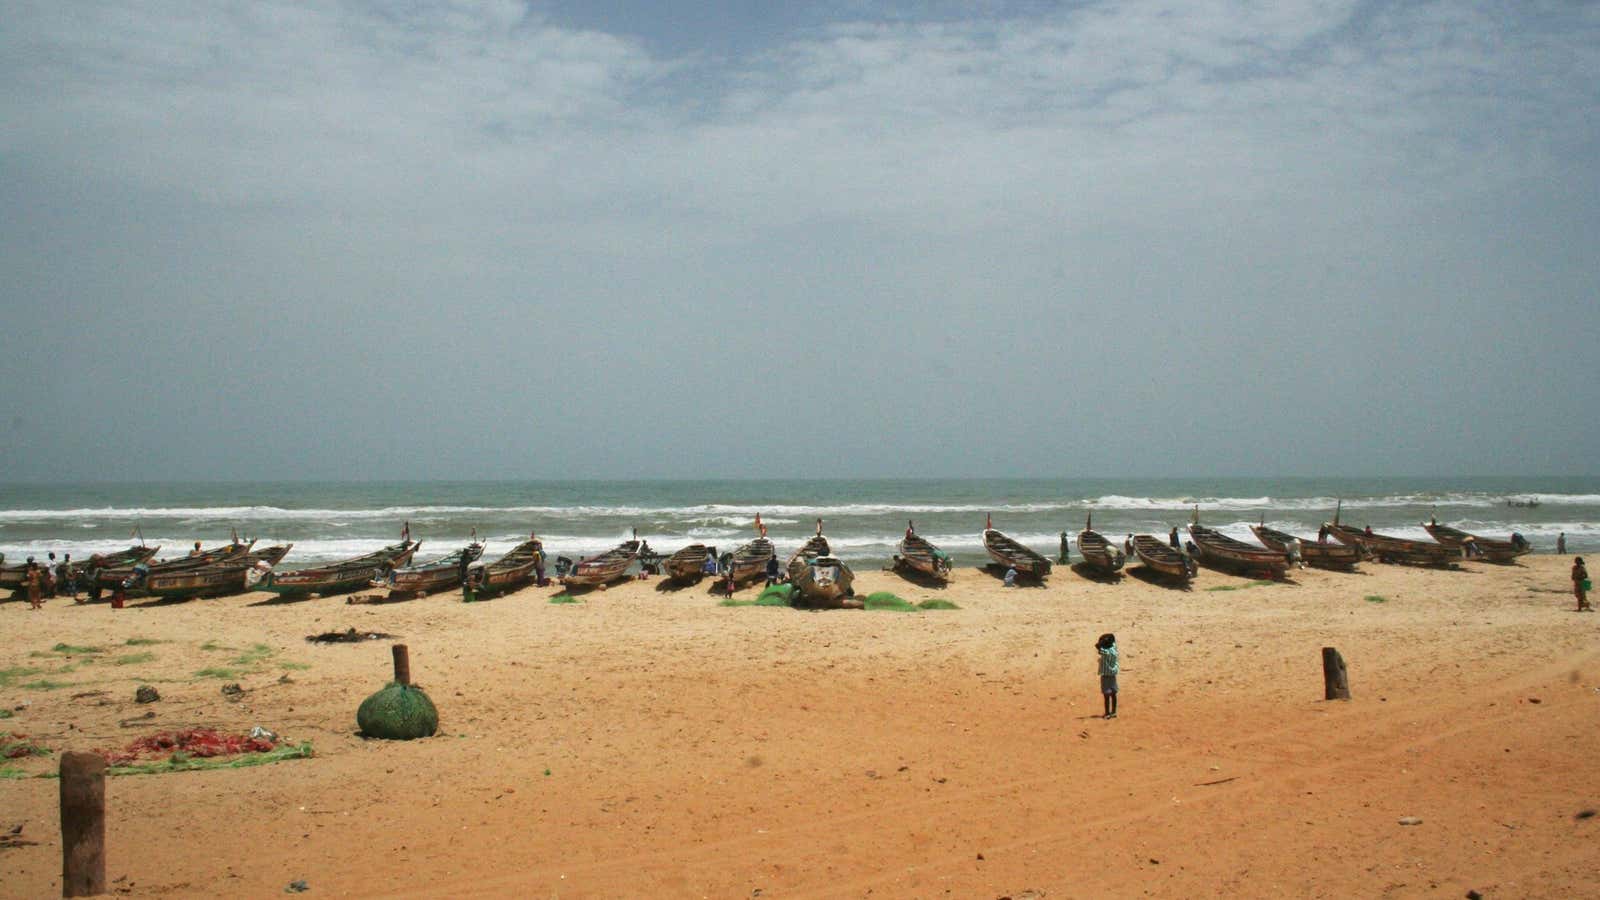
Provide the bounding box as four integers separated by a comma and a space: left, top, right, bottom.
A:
2, 555, 1597, 897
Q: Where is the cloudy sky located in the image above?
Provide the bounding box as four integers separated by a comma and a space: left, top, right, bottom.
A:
2, 1, 1596, 481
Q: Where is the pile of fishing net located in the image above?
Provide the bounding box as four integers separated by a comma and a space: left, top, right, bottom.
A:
101, 729, 277, 766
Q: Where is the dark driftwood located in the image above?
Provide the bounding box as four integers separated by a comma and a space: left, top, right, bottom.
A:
392, 644, 411, 686
59, 751, 107, 898
1322, 647, 1350, 700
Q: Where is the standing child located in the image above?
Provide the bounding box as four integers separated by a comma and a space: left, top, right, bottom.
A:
1574, 557, 1590, 612
1096, 633, 1119, 719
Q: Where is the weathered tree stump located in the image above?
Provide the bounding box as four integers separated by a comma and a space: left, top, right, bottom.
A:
391, 644, 411, 686
59, 751, 107, 897
1322, 646, 1350, 700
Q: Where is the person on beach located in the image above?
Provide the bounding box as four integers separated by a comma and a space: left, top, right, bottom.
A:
1317, 524, 1329, 543
1059, 532, 1070, 564
189, 541, 204, 557
1124, 535, 1134, 558
1557, 533, 1566, 555
1574, 557, 1591, 612
59, 553, 78, 601
24, 561, 44, 610
45, 552, 59, 597
1003, 565, 1018, 587
532, 543, 547, 587
1168, 527, 1180, 549
764, 554, 780, 587
724, 566, 737, 598
1364, 525, 1374, 537
1096, 633, 1119, 719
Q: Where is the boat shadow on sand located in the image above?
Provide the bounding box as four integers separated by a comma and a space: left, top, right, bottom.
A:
247, 592, 318, 607
1069, 561, 1124, 584
1125, 565, 1195, 592
977, 563, 1048, 588
653, 576, 704, 593
889, 564, 951, 590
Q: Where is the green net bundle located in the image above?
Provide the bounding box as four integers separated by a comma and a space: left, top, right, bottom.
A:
356, 682, 439, 740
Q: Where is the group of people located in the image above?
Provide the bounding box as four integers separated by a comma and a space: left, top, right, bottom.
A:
15, 552, 82, 610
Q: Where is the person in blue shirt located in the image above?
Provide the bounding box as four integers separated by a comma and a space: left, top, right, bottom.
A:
1096, 633, 1119, 719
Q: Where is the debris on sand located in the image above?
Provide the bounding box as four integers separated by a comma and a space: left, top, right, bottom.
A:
306, 627, 397, 644
134, 685, 160, 704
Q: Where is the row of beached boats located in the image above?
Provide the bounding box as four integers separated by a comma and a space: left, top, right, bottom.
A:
1050, 503, 1532, 585
0, 504, 1534, 603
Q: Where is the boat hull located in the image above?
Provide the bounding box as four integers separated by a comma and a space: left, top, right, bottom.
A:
791, 557, 855, 607
1076, 530, 1126, 574
983, 529, 1052, 578
895, 534, 951, 580
1250, 526, 1362, 569
258, 542, 419, 597
1423, 524, 1533, 563
1326, 524, 1459, 567
664, 545, 713, 582
1132, 535, 1195, 580
145, 545, 293, 599
1188, 525, 1289, 577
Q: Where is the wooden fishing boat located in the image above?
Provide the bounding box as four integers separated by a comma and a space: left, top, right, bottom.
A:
563, 536, 642, 586
253, 541, 420, 597
384, 543, 485, 595
1250, 523, 1362, 570
144, 544, 294, 599
1324, 515, 1459, 567
97, 540, 255, 592
895, 521, 952, 581
1423, 520, 1533, 563
1, 545, 158, 591
1131, 534, 1196, 581
780, 518, 832, 582
466, 538, 543, 597
663, 544, 715, 582
724, 537, 776, 584
1187, 513, 1289, 578
1076, 514, 1126, 575
790, 553, 855, 607
983, 515, 1052, 579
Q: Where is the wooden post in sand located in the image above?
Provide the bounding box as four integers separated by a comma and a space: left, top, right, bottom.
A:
59, 751, 107, 897
1322, 647, 1350, 700
392, 643, 411, 686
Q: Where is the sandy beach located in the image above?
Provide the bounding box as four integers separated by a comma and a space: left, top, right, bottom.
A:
2, 555, 1597, 897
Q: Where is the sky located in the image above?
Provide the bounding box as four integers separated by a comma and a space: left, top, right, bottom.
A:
1, 0, 1597, 481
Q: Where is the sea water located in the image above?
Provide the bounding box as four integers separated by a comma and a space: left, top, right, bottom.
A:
1, 477, 1595, 568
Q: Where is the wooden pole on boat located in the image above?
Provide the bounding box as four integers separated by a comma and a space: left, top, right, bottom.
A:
1322, 647, 1350, 700
392, 644, 411, 686
59, 751, 107, 897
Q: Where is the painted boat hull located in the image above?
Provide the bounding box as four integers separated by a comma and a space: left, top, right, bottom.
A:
1326, 524, 1459, 567
664, 544, 713, 581
1132, 535, 1195, 580
984, 529, 1052, 578
895, 533, 951, 580
257, 542, 420, 596
563, 540, 641, 586
1423, 523, 1533, 563
385, 544, 484, 595
791, 556, 855, 607
1188, 525, 1289, 577
145, 545, 293, 599
1076, 530, 1126, 574
725, 538, 775, 584
1250, 526, 1362, 570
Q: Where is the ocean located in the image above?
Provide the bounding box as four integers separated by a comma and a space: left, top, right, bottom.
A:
0, 477, 1595, 568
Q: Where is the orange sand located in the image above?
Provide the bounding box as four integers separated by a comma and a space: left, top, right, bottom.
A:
2, 555, 1597, 897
